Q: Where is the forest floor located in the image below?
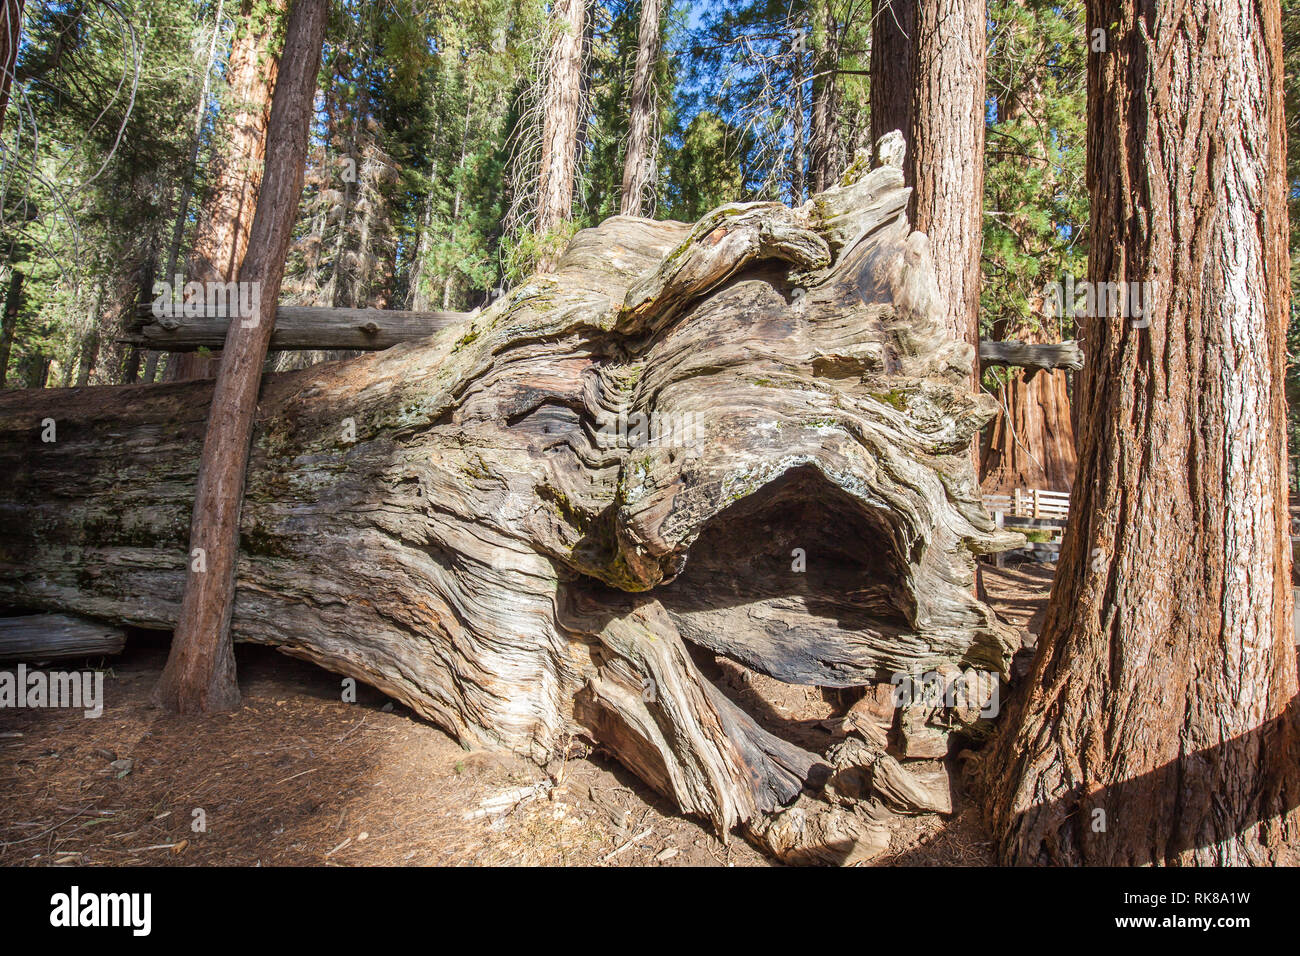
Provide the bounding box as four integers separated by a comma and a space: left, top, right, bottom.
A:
0, 561, 1055, 867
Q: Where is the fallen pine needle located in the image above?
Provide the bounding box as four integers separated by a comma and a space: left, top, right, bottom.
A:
275, 767, 318, 786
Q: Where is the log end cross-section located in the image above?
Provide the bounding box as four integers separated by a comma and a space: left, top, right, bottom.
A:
0, 136, 1021, 860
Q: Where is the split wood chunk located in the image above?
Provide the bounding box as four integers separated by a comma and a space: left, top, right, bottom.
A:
746, 793, 894, 866
827, 734, 953, 816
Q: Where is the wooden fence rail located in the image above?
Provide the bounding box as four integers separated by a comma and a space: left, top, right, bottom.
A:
124, 305, 471, 351
985, 487, 1072, 567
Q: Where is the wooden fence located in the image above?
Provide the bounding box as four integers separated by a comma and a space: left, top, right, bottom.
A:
984, 487, 1071, 521
984, 487, 1071, 567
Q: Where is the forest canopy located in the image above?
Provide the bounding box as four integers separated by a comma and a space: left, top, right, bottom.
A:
0, 0, 1296, 464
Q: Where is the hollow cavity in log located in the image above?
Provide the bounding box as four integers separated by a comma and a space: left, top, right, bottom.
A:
0, 134, 1020, 861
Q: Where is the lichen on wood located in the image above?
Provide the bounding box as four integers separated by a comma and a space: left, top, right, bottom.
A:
0, 134, 1019, 860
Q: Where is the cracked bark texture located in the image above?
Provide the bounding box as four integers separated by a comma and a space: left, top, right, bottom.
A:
534, 0, 586, 271
907, 0, 985, 392
0, 138, 1018, 850
982, 0, 1300, 865
163, 0, 287, 383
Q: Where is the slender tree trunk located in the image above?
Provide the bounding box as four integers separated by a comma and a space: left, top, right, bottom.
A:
75, 284, 104, 387
809, 1, 842, 193
164, 0, 226, 295
410, 197, 432, 311
535, 0, 585, 270
0, 267, 21, 387
908, 0, 985, 476
152, 0, 327, 714
322, 68, 366, 309
790, 43, 806, 204
869, 0, 914, 147
322, 171, 354, 307
983, 0, 1300, 865
348, 156, 376, 309
117, 245, 158, 386
441, 101, 474, 310
619, 0, 663, 215
75, 333, 98, 386
58, 350, 73, 386
22, 353, 46, 388
908, 0, 984, 354
0, 0, 24, 135
90, 273, 138, 386
164, 0, 285, 383
118, 348, 141, 385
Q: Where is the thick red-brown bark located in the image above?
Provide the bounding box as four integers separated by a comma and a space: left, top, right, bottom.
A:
903, 0, 985, 486
535, 0, 586, 271
907, 0, 984, 371
980, 360, 1077, 494
164, 0, 286, 383
983, 0, 1300, 865
152, 0, 327, 713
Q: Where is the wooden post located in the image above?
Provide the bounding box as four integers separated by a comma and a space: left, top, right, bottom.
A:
995, 510, 1006, 569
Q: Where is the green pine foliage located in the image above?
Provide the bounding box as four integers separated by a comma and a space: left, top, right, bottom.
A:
2, 0, 213, 384
981, 0, 1087, 341
0, 0, 1292, 500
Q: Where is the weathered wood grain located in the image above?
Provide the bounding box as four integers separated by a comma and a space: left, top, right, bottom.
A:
0, 136, 1019, 858
125, 305, 470, 351
0, 613, 126, 663
978, 339, 1084, 372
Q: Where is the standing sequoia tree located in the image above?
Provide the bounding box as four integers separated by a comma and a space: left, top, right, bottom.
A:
983, 0, 1300, 864
164, 0, 287, 382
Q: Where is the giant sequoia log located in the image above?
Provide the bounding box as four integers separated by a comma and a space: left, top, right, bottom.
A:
0, 138, 1019, 857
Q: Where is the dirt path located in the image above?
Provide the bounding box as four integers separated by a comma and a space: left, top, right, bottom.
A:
0, 561, 1056, 866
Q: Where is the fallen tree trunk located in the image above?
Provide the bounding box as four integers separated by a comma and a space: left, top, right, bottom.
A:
126, 305, 470, 351
978, 339, 1083, 373
0, 135, 1019, 858
0, 614, 126, 663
